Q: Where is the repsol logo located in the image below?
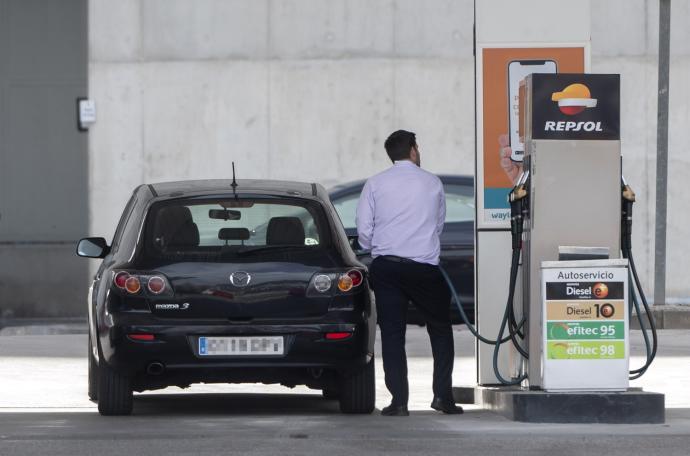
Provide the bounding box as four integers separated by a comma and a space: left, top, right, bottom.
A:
544, 121, 603, 132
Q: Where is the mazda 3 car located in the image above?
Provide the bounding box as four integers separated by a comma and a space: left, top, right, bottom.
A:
329, 175, 474, 325
77, 180, 375, 416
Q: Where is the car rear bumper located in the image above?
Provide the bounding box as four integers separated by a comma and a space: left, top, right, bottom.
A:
98, 321, 372, 379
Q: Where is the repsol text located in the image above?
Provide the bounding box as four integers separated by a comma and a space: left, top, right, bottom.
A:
544, 121, 603, 132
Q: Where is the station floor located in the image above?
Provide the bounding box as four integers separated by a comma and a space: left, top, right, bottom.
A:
0, 327, 689, 455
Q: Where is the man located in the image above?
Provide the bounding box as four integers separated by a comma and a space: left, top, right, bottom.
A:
356, 130, 463, 416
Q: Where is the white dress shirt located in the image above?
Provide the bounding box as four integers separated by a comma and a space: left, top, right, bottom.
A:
356, 160, 445, 265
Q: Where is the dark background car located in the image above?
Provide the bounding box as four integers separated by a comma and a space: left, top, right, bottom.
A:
328, 175, 474, 325
77, 179, 376, 415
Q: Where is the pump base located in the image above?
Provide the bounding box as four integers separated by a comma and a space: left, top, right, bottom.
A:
480, 387, 665, 423
451, 386, 476, 404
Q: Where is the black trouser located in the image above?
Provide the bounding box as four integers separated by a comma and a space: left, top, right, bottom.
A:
370, 256, 454, 407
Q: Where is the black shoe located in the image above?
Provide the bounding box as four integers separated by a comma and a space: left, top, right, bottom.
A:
430, 397, 464, 414
381, 403, 409, 416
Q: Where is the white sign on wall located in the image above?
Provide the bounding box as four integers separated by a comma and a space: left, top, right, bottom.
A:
78, 98, 96, 131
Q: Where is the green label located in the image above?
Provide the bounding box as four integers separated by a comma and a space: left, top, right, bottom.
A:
547, 321, 624, 340
547, 341, 625, 360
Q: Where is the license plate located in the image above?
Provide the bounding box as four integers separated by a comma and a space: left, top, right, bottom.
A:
198, 336, 284, 356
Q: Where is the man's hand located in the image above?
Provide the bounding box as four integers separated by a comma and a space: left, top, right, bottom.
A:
498, 134, 523, 185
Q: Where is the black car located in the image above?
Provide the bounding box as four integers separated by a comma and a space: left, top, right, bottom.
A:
328, 175, 475, 325
77, 179, 376, 416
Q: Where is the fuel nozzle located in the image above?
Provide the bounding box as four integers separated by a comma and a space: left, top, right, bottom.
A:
508, 172, 530, 251
621, 177, 636, 252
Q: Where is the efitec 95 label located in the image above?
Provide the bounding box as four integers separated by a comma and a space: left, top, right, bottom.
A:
547, 321, 624, 340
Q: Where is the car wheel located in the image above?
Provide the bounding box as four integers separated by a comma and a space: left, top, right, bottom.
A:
87, 335, 98, 402
338, 358, 375, 414
97, 361, 133, 416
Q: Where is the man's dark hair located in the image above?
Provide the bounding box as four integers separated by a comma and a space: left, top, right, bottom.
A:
384, 130, 417, 162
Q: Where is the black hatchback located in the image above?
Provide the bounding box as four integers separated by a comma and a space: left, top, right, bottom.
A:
329, 175, 475, 324
77, 179, 375, 416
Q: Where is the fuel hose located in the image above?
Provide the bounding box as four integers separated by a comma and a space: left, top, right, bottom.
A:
439, 246, 527, 385
437, 179, 530, 385
624, 249, 658, 379
621, 182, 658, 380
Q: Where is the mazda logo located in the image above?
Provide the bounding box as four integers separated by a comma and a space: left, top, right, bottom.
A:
230, 271, 251, 287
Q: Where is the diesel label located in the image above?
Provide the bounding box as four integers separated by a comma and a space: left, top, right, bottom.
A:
546, 281, 624, 300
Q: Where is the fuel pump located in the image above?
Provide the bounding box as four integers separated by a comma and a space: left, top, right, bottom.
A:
442, 73, 658, 389
468, 1, 664, 423
442, 171, 658, 387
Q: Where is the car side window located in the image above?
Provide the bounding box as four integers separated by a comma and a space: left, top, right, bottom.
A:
443, 184, 474, 223
331, 192, 360, 230
118, 197, 147, 256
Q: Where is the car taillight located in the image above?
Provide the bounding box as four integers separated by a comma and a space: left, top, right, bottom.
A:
347, 269, 363, 287
128, 333, 155, 341
325, 332, 352, 340
125, 276, 141, 294
313, 274, 332, 293
114, 271, 129, 289
147, 276, 166, 294
113, 271, 172, 296
337, 274, 353, 292
308, 270, 364, 298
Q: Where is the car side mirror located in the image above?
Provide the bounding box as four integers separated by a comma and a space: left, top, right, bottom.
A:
76, 237, 110, 258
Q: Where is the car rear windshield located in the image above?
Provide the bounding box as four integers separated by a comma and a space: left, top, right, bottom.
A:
143, 197, 331, 261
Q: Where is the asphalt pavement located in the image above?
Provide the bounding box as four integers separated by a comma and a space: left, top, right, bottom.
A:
1, 327, 689, 455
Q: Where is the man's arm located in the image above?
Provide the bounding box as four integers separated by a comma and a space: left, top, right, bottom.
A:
356, 180, 375, 250
436, 180, 446, 236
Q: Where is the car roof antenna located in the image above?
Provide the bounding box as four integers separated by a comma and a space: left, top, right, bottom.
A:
231, 162, 238, 198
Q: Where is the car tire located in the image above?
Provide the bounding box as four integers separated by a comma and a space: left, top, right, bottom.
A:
338, 358, 375, 414
87, 335, 98, 402
97, 361, 133, 416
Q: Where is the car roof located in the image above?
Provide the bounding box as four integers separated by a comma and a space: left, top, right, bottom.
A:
149, 179, 320, 199
328, 174, 473, 197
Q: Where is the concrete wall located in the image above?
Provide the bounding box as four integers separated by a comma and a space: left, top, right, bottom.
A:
0, 0, 88, 319
88, 0, 690, 301
590, 0, 690, 301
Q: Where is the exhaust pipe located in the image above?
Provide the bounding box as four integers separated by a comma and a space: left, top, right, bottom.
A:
146, 362, 165, 375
